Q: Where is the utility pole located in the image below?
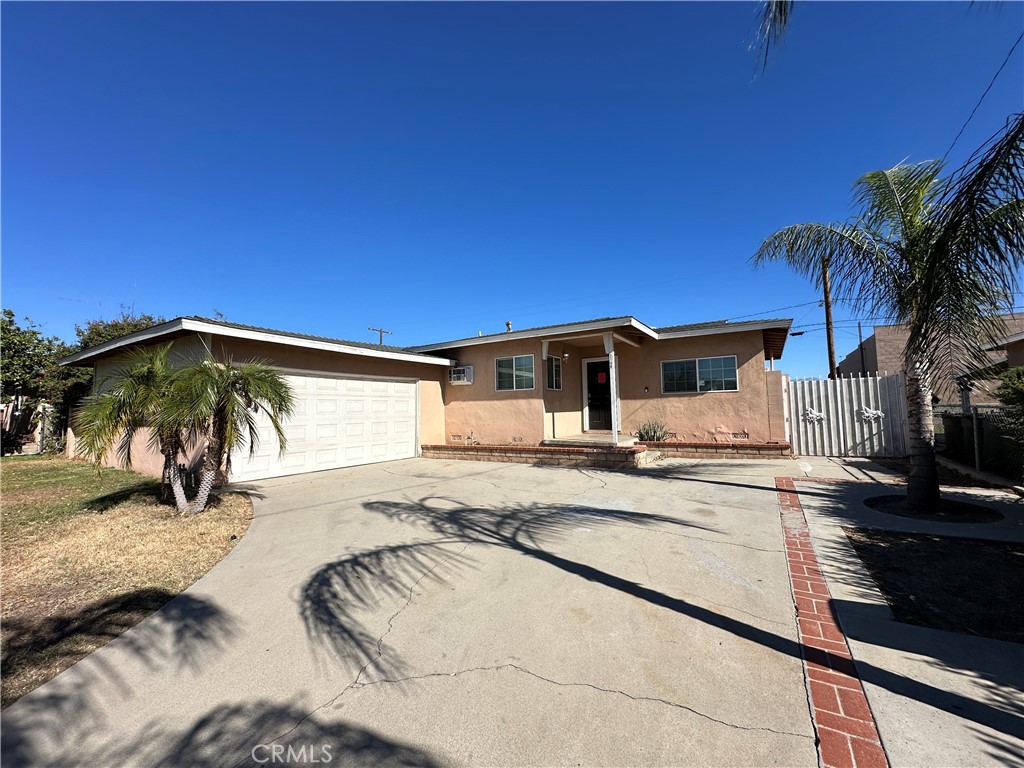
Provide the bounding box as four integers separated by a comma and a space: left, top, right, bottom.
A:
368, 326, 392, 347
858, 321, 867, 374
822, 257, 837, 378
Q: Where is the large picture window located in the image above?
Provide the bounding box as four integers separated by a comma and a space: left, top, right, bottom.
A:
662, 355, 738, 393
496, 355, 535, 391
547, 356, 562, 390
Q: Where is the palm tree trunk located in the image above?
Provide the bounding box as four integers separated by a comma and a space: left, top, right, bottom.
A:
189, 468, 217, 515
823, 260, 837, 379
167, 461, 192, 515
188, 438, 222, 514
905, 367, 940, 511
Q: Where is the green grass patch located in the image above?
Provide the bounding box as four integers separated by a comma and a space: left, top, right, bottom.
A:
0, 456, 160, 541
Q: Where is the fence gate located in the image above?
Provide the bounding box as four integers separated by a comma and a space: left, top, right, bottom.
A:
785, 373, 910, 457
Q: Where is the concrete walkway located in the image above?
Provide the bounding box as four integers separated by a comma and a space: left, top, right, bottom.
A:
2, 455, 1020, 767
791, 467, 1024, 767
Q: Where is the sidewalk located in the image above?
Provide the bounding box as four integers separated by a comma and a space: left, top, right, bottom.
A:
788, 463, 1024, 767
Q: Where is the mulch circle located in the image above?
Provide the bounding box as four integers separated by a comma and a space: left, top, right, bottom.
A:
864, 494, 1004, 523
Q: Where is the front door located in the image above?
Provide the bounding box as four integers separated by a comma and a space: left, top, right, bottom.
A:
586, 360, 611, 430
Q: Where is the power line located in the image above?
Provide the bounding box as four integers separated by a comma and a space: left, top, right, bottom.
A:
943, 29, 1024, 161
726, 300, 820, 321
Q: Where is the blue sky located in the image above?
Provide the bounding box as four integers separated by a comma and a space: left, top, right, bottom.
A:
3, 2, 1022, 377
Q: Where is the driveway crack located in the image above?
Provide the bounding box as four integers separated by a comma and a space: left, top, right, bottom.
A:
233, 540, 472, 767
353, 664, 814, 740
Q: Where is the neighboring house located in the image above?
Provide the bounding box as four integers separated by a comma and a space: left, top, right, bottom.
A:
985, 329, 1024, 371
836, 314, 1024, 404
61, 315, 792, 482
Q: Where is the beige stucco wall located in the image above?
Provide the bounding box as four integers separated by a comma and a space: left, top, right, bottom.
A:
438, 330, 783, 445
441, 338, 547, 444
615, 332, 774, 442
66, 423, 203, 479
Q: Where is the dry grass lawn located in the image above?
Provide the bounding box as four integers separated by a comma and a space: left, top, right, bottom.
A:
1, 455, 252, 708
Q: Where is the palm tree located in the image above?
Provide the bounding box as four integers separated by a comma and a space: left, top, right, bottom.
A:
753, 115, 1024, 510
74, 343, 195, 513
168, 357, 294, 514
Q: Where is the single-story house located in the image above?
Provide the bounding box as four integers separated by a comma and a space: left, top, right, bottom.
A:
61, 314, 792, 481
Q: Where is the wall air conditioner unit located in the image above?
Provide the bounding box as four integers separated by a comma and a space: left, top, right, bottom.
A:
449, 365, 474, 385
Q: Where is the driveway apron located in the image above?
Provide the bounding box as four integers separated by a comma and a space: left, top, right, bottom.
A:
2, 458, 820, 767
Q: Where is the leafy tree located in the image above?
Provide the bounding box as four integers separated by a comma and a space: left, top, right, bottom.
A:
167, 358, 295, 513
753, 116, 1024, 511
75, 309, 165, 350
36, 310, 168, 439
0, 310, 60, 400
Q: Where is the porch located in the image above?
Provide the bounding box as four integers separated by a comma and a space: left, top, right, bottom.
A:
541, 431, 639, 448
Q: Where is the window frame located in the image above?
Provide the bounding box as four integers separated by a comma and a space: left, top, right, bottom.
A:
661, 355, 739, 394
546, 355, 563, 391
495, 354, 536, 392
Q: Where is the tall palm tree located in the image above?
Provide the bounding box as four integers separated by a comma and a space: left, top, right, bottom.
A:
753, 115, 1024, 510
168, 357, 294, 514
74, 343, 194, 512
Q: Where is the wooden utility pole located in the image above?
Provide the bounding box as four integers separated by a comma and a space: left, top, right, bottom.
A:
822, 257, 837, 378
368, 326, 392, 347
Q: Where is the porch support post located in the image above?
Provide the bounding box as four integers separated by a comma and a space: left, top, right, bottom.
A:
603, 332, 620, 445
541, 340, 550, 438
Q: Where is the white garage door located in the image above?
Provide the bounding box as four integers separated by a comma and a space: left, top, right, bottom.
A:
230, 374, 418, 482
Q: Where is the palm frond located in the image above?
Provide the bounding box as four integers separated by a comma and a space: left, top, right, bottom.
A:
851, 162, 944, 245
754, 0, 794, 69
908, 114, 1024, 374
752, 220, 892, 313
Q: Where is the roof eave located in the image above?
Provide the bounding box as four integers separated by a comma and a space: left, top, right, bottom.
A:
408, 317, 657, 352
654, 319, 792, 340
60, 317, 455, 368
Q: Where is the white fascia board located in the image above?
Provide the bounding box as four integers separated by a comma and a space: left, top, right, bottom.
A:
409, 317, 657, 352
656, 320, 792, 340
58, 319, 190, 365
60, 318, 455, 367
177, 320, 455, 366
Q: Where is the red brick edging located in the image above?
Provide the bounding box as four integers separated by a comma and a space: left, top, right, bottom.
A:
775, 477, 889, 768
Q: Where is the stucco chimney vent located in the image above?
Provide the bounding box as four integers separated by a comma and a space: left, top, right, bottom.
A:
506, 321, 512, 333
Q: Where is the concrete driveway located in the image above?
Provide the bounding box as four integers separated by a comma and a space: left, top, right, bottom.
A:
3, 457, 838, 767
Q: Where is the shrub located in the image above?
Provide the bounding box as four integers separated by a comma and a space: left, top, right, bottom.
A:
995, 367, 1024, 444
635, 420, 670, 442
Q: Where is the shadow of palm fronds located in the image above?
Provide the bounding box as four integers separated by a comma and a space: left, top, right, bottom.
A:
86, 481, 163, 511
300, 497, 713, 674
301, 539, 473, 679
5, 698, 444, 768
3, 589, 238, 706
363, 496, 714, 550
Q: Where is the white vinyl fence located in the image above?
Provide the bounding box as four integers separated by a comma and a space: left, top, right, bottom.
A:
785, 373, 910, 458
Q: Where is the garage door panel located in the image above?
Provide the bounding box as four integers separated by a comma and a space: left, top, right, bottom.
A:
230, 374, 418, 482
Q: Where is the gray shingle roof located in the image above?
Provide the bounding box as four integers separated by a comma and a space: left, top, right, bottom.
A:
185, 316, 411, 353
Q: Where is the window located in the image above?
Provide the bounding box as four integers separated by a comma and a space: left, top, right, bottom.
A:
662, 355, 738, 393
547, 356, 562, 390
496, 355, 534, 391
